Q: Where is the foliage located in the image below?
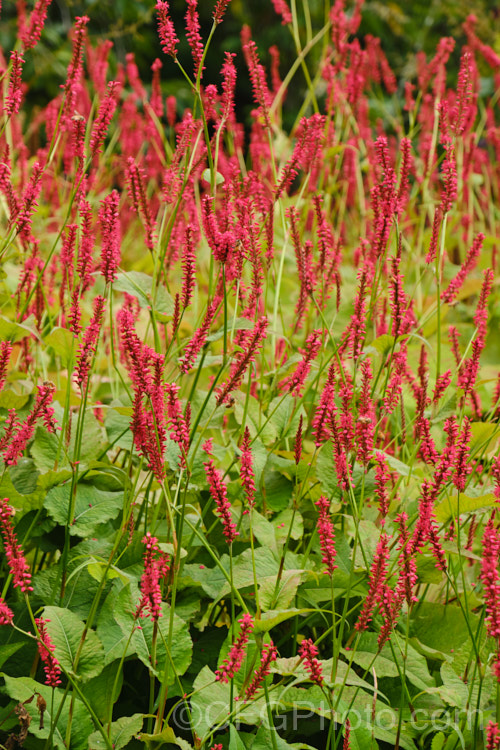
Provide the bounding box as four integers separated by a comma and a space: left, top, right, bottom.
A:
0, 1, 500, 749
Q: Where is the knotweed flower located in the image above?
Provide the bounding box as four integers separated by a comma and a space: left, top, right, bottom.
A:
136, 532, 169, 622
271, 0, 292, 24
315, 496, 337, 575
0, 499, 32, 593
441, 233, 484, 304
125, 159, 156, 252
294, 414, 303, 466
279, 330, 322, 397
89, 81, 120, 156
374, 452, 391, 520
204, 459, 238, 543
156, 1, 179, 58
486, 721, 500, 750
74, 295, 106, 388
21, 0, 52, 50
0, 598, 14, 626
215, 613, 253, 682
298, 638, 324, 686
5, 51, 24, 117
3, 382, 57, 466
355, 533, 390, 632
181, 225, 196, 310
0, 341, 12, 392
99, 190, 121, 283
215, 317, 267, 405
240, 428, 256, 507
185, 0, 204, 79
245, 641, 278, 699
165, 383, 190, 466
36, 617, 62, 686
15, 162, 43, 239
179, 300, 218, 373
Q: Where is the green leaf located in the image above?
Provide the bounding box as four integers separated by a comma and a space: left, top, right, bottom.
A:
253, 608, 310, 633
1, 674, 94, 750
431, 733, 446, 750
411, 603, 480, 657
140, 725, 194, 749
87, 714, 143, 750
8, 458, 39, 494
230, 724, 247, 750
82, 661, 123, 722
434, 491, 497, 523
111, 585, 192, 682
45, 483, 124, 537
251, 510, 278, 555
45, 326, 75, 364
0, 389, 29, 409
268, 395, 304, 439
0, 314, 38, 343
30, 425, 62, 471
260, 468, 293, 511
469, 421, 497, 455
259, 569, 308, 610
114, 271, 174, 319
105, 403, 134, 451
316, 441, 342, 498
42, 606, 105, 682
0, 642, 24, 670
369, 333, 395, 356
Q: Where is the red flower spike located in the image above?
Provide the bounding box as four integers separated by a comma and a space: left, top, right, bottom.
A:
36, 617, 62, 686
0, 597, 14, 626
245, 641, 278, 699
136, 532, 169, 622
156, 1, 179, 58
204, 459, 238, 544
298, 638, 324, 686
315, 496, 337, 576
215, 613, 253, 682
240, 428, 256, 507
0, 499, 32, 593
5, 51, 24, 117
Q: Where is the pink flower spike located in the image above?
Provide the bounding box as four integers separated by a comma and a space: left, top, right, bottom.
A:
487, 721, 500, 750
204, 459, 238, 544
213, 0, 232, 24
89, 81, 120, 156
315, 496, 337, 576
36, 617, 62, 686
298, 638, 324, 686
240, 427, 256, 507
5, 51, 24, 116
136, 532, 169, 622
215, 613, 254, 682
0, 499, 32, 593
0, 597, 14, 626
99, 190, 121, 283
156, 1, 179, 58
21, 0, 53, 50
245, 641, 278, 699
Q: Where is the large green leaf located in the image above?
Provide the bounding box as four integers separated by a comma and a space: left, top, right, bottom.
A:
87, 713, 143, 750
43, 606, 105, 682
111, 584, 193, 682
82, 661, 123, 723
1, 674, 94, 750
316, 441, 342, 498
114, 271, 174, 319
434, 491, 497, 522
45, 483, 124, 536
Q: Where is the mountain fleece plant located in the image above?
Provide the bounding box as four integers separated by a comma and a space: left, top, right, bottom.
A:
0, 1, 500, 748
